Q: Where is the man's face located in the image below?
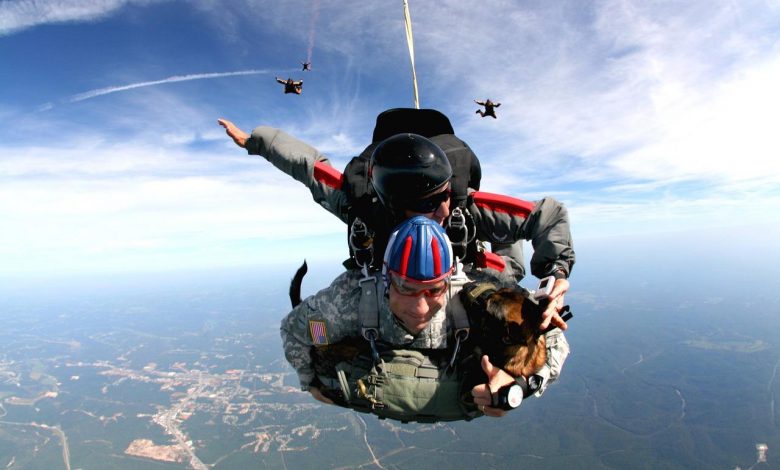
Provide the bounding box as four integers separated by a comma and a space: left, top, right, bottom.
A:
387, 274, 448, 334
403, 184, 451, 225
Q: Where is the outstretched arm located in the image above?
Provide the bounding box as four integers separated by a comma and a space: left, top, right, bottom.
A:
275, 77, 286, 84
217, 121, 350, 224
217, 119, 249, 148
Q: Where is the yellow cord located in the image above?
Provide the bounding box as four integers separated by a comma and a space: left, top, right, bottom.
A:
403, 0, 420, 109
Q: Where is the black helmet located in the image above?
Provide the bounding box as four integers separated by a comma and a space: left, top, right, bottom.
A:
369, 133, 452, 212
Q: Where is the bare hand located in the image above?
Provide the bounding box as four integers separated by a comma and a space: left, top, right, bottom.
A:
540, 278, 569, 331
217, 118, 249, 148
470, 355, 515, 418
308, 386, 334, 405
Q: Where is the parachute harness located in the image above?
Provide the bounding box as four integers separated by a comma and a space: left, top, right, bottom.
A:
447, 207, 475, 262
445, 260, 471, 373
352, 217, 381, 363
349, 217, 375, 272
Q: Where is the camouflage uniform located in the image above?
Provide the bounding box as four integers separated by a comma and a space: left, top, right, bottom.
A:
280, 269, 570, 397
244, 127, 575, 281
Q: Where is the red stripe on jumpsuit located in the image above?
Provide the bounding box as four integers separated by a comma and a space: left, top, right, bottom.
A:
313, 161, 344, 189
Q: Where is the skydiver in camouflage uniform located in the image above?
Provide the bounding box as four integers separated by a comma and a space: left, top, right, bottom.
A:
280, 216, 570, 420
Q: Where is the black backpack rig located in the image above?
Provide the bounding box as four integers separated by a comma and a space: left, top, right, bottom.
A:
341, 108, 483, 273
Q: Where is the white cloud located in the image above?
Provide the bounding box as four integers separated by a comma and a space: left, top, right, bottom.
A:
611, 57, 780, 183
0, 131, 345, 274
393, 0, 780, 199
0, 0, 170, 36
4, 0, 780, 275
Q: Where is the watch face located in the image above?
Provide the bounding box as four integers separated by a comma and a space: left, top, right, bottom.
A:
507, 384, 523, 408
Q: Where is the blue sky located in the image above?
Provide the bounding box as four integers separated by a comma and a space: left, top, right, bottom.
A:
1, 0, 779, 278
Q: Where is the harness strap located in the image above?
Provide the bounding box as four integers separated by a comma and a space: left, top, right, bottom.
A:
350, 217, 375, 270
448, 266, 472, 336
358, 268, 382, 364
358, 273, 379, 335
460, 282, 498, 317
446, 268, 472, 371
336, 370, 352, 402
446, 207, 473, 261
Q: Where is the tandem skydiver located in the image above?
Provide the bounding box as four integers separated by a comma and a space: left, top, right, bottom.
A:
217, 117, 575, 421
275, 77, 303, 94
301, 61, 311, 71
217, 117, 574, 320
280, 216, 570, 422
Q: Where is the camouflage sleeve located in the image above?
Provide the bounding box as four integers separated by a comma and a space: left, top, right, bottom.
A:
469, 193, 575, 279
279, 271, 361, 388
534, 329, 570, 396
245, 126, 350, 223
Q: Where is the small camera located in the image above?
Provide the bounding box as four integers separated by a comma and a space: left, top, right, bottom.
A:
533, 276, 555, 300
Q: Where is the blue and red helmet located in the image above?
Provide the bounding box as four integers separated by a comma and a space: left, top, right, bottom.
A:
383, 216, 454, 284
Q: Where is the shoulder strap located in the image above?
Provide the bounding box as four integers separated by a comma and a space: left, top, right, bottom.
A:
358, 270, 382, 363
445, 267, 473, 371
448, 266, 472, 335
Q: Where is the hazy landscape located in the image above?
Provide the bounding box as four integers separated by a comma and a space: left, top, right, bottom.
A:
3, 1, 779, 468
2, 239, 778, 469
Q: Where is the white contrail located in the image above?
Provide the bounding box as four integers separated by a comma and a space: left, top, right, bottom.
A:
68, 69, 271, 103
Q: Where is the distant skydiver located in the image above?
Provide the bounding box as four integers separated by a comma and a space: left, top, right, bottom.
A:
302, 61, 312, 71
475, 99, 500, 119
275, 77, 303, 94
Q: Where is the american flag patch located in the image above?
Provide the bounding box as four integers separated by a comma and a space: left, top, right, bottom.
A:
309, 320, 328, 345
